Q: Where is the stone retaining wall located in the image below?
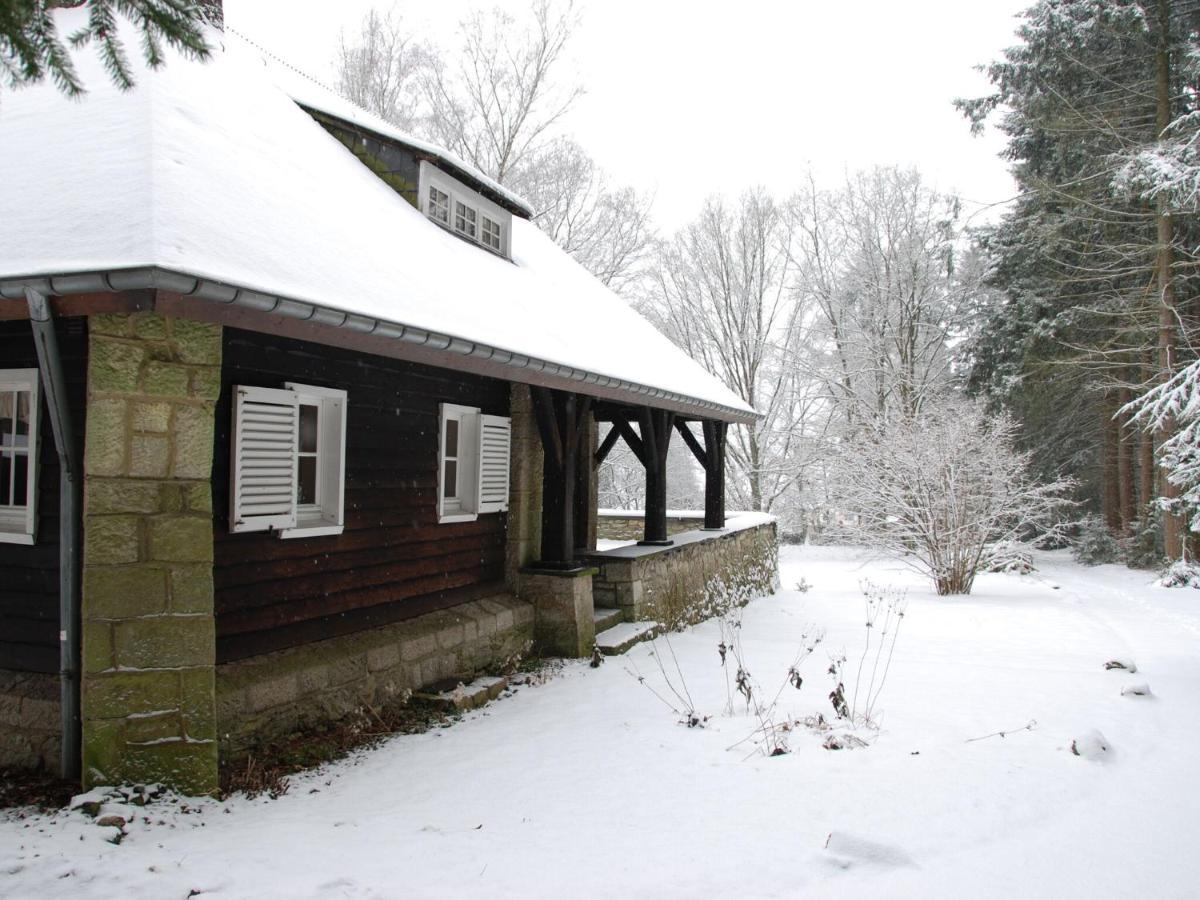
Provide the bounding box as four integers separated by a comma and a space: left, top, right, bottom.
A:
589, 518, 778, 628
216, 594, 534, 758
596, 512, 706, 542
0, 670, 60, 772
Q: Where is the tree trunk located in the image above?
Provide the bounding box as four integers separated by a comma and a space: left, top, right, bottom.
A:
1139, 357, 1156, 515
1116, 384, 1135, 533
1101, 396, 1122, 532
1155, 0, 1185, 559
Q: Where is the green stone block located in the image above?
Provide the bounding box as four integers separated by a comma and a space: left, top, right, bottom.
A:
131, 401, 172, 433
123, 738, 219, 797
113, 615, 214, 669
88, 314, 132, 338
131, 313, 169, 342
87, 478, 160, 516
84, 515, 140, 566
172, 404, 215, 479
170, 563, 214, 613
82, 621, 114, 674
142, 361, 190, 397
81, 717, 125, 788
123, 710, 184, 744
147, 515, 212, 562
179, 667, 216, 738
184, 482, 212, 514
170, 319, 222, 365
84, 670, 180, 719
84, 565, 168, 618
189, 367, 222, 401
90, 336, 146, 394
129, 434, 170, 478
84, 398, 128, 477
158, 484, 184, 514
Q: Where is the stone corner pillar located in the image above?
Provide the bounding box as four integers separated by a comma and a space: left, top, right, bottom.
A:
519, 566, 597, 658
80, 312, 221, 795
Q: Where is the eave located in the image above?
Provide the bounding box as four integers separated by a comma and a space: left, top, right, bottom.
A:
0, 267, 757, 425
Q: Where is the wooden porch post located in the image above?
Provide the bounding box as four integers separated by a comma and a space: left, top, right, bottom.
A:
531, 387, 591, 567
702, 420, 727, 530
639, 407, 674, 545
676, 419, 727, 530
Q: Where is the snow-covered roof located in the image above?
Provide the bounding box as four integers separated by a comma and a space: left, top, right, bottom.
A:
231, 29, 535, 218
0, 15, 753, 423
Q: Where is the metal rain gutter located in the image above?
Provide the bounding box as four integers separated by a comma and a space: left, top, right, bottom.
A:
1, 267, 757, 424
24, 287, 81, 781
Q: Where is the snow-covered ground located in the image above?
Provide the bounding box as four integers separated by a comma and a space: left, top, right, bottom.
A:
3, 546, 1198, 899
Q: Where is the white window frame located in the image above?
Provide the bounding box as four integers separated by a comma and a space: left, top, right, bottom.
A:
0, 369, 39, 546
438, 403, 479, 524
419, 160, 511, 259
280, 383, 347, 539
437, 403, 511, 524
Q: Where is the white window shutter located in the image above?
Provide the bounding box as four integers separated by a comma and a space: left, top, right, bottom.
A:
476, 414, 511, 513
230, 386, 299, 533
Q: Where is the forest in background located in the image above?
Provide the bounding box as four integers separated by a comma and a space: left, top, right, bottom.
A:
331, 0, 1200, 568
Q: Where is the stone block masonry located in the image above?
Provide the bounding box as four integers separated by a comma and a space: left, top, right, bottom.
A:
81, 313, 221, 795
216, 594, 534, 759
0, 671, 60, 772
589, 517, 778, 629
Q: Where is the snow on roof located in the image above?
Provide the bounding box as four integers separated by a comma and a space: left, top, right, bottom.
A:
229, 28, 535, 218
0, 14, 753, 421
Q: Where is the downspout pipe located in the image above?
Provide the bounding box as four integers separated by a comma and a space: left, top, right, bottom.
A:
24, 288, 81, 781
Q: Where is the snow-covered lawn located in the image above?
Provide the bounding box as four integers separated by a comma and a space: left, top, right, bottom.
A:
4, 546, 1199, 899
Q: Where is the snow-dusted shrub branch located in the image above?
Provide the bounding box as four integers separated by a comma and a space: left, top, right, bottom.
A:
830, 395, 1074, 595
1122, 358, 1200, 541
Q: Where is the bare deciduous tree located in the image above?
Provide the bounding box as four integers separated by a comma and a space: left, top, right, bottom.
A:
831, 395, 1073, 595
420, 0, 582, 185
335, 7, 431, 131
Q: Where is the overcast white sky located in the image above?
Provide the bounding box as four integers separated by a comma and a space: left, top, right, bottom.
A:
223, 0, 1028, 231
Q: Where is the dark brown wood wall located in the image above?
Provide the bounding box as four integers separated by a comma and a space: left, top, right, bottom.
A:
213, 328, 510, 662
0, 318, 87, 673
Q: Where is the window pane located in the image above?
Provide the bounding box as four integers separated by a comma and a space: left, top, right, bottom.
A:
299, 404, 319, 453
444, 459, 457, 499
12, 453, 27, 507
445, 418, 458, 457
16, 390, 29, 441
0, 453, 10, 508
298, 456, 317, 505
0, 391, 12, 450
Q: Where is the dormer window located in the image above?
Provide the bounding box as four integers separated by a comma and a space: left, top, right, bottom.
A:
419, 160, 511, 259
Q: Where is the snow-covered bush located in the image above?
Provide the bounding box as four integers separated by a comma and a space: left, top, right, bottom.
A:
830, 395, 1073, 595
984, 540, 1035, 574
1120, 509, 1164, 570
1159, 559, 1200, 589
1071, 515, 1121, 566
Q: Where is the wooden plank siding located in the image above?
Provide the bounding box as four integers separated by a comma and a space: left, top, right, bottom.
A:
0, 317, 87, 673
213, 328, 511, 662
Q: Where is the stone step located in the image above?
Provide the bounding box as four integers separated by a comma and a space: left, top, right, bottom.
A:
595, 621, 662, 656
413, 675, 509, 712
593, 605, 626, 633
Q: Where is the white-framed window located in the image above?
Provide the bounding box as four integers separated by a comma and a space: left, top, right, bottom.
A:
481, 215, 502, 252
419, 160, 511, 259
454, 201, 477, 239
229, 382, 347, 538
437, 403, 512, 523
0, 369, 39, 546
428, 185, 449, 225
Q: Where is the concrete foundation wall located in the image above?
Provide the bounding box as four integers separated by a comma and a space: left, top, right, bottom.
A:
0, 670, 60, 773
216, 594, 534, 758
590, 519, 778, 628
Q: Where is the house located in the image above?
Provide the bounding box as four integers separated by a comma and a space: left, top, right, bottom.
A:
0, 10, 775, 794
